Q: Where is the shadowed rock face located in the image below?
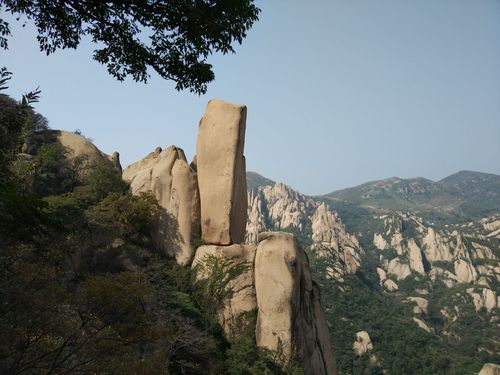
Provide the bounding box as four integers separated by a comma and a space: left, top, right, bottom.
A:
255, 231, 336, 375
192, 244, 257, 339
196, 99, 248, 245
123, 146, 200, 265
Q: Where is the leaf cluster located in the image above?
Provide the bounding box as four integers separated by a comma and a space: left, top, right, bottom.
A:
1, 0, 260, 94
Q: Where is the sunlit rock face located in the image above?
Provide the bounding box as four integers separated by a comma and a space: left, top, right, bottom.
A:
254, 231, 336, 375
56, 130, 121, 172
123, 146, 200, 265
352, 331, 373, 357
196, 99, 248, 246
246, 183, 363, 280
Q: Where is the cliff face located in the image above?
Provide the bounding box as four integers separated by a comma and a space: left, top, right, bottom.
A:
246, 171, 500, 372
123, 99, 336, 374
368, 212, 500, 311
246, 183, 363, 280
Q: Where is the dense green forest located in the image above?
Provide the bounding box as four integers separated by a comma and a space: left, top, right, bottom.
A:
0, 81, 300, 374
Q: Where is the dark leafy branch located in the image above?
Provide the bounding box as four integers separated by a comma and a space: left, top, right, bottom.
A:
0, 0, 260, 94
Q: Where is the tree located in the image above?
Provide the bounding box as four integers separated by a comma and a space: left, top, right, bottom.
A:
0, 0, 260, 94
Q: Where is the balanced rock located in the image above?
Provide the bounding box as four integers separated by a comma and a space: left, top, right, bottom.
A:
123, 146, 200, 265
254, 231, 336, 375
196, 99, 248, 245
192, 244, 257, 339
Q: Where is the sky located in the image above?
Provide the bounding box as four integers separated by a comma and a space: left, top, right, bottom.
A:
2, 0, 500, 195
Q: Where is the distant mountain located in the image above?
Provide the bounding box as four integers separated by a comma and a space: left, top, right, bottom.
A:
246, 171, 275, 191
322, 171, 500, 223
245, 170, 500, 374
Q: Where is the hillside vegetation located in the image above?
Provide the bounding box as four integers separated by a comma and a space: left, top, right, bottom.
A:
247, 171, 500, 375
0, 94, 300, 375
323, 171, 500, 223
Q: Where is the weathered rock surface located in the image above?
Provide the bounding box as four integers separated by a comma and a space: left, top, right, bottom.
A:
455, 259, 478, 283
407, 239, 425, 274
56, 130, 121, 172
407, 297, 429, 315
246, 183, 362, 279
373, 233, 388, 250
387, 258, 411, 280
479, 363, 500, 375
383, 279, 399, 291
254, 231, 336, 375
352, 331, 373, 356
467, 287, 498, 312
412, 317, 432, 333
192, 244, 257, 338
422, 227, 452, 262
123, 146, 200, 265
196, 99, 248, 245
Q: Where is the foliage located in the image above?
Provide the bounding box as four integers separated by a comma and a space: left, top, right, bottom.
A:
225, 336, 303, 375
1, 0, 260, 94
0, 96, 300, 373
192, 254, 249, 321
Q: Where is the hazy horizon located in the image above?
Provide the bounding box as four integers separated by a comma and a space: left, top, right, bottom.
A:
3, 0, 500, 195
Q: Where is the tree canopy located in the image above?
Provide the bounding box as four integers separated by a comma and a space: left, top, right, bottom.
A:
0, 0, 260, 94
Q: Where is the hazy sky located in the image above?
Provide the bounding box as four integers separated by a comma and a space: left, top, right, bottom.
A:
2, 0, 500, 195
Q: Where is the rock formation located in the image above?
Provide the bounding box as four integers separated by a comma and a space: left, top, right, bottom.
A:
467, 287, 498, 312
478, 363, 500, 375
387, 258, 411, 280
254, 231, 336, 375
246, 183, 362, 280
123, 146, 200, 265
407, 239, 425, 274
454, 259, 478, 283
192, 244, 257, 338
196, 99, 248, 245
407, 297, 429, 315
412, 317, 432, 333
56, 130, 121, 172
122, 99, 336, 374
352, 331, 373, 356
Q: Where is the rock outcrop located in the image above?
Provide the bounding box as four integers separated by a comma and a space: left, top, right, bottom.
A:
387, 258, 411, 280
246, 183, 362, 280
352, 331, 373, 356
407, 297, 429, 315
454, 259, 478, 283
56, 130, 121, 172
478, 363, 500, 375
192, 244, 257, 338
407, 239, 425, 274
412, 317, 432, 333
123, 100, 336, 374
467, 287, 498, 312
254, 231, 336, 375
196, 99, 248, 245
123, 146, 200, 265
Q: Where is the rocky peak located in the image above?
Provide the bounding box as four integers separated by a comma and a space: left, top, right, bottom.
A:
246, 181, 363, 279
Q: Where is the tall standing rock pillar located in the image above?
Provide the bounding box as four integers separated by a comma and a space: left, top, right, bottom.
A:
196, 99, 248, 245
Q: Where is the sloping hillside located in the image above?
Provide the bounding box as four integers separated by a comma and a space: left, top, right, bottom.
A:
247, 171, 500, 374
323, 171, 500, 223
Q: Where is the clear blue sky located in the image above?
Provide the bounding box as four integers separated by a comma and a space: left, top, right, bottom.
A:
2, 0, 499, 195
